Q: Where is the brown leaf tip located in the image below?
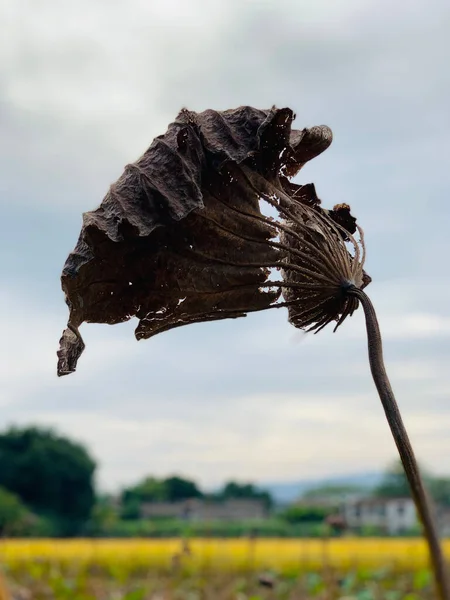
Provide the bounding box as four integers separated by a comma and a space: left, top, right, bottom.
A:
57, 326, 85, 377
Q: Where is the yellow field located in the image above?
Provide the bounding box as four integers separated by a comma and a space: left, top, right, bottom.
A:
0, 539, 447, 599
0, 537, 448, 572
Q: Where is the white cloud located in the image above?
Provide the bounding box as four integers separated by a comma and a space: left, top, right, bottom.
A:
9, 391, 389, 491
17, 383, 448, 492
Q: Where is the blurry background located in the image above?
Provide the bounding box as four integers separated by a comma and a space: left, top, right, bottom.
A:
1, 0, 450, 498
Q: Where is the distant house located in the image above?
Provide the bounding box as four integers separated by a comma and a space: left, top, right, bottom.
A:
342, 497, 417, 534
436, 507, 450, 538
140, 498, 268, 521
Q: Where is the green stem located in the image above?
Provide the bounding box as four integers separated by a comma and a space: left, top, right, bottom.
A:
347, 286, 450, 600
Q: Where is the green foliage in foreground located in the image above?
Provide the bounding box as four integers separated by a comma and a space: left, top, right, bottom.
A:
3, 562, 435, 600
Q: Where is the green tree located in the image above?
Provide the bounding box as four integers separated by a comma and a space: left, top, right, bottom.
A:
429, 478, 450, 507
375, 461, 450, 507
279, 505, 330, 524
121, 475, 203, 519
122, 477, 166, 504
164, 476, 202, 501
85, 494, 119, 535
0, 427, 96, 535
216, 481, 273, 509
375, 460, 426, 499
121, 477, 165, 520
0, 486, 31, 535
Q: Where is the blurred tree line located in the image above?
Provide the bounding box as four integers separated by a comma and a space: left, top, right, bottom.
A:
0, 426, 449, 538
374, 460, 450, 506
120, 476, 272, 519
0, 426, 271, 537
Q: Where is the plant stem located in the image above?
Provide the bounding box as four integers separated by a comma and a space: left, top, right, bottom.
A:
347, 286, 450, 600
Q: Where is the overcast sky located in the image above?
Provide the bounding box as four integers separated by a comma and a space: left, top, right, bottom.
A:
1, 0, 450, 493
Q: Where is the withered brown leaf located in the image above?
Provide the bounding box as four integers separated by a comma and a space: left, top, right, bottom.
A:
57, 106, 365, 376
